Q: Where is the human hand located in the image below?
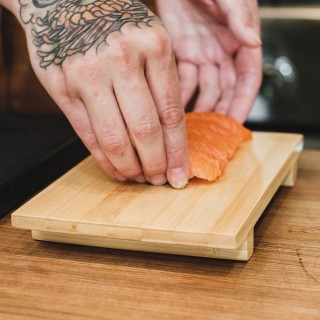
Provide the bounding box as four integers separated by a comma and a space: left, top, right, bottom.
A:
156, 0, 262, 123
16, 0, 189, 188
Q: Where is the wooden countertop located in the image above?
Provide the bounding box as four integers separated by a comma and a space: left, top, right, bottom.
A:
1, 150, 320, 319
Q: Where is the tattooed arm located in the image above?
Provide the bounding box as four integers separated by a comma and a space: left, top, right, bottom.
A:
1, 0, 189, 188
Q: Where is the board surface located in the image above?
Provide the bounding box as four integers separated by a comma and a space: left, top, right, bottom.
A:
11, 132, 303, 260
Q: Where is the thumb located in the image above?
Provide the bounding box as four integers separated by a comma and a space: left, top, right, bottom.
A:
216, 0, 261, 47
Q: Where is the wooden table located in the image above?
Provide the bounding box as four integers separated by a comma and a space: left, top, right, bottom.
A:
1, 151, 319, 319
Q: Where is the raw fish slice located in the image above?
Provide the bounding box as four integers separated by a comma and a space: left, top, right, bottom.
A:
186, 112, 252, 141
186, 112, 252, 181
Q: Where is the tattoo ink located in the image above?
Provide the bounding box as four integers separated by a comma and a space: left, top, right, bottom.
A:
32, 0, 58, 8
19, 0, 156, 68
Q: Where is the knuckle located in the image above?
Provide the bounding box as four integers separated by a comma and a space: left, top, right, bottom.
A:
82, 132, 99, 151
167, 146, 186, 159
143, 163, 166, 177
132, 121, 161, 142
147, 30, 172, 57
100, 135, 128, 155
109, 38, 132, 64
144, 161, 166, 176
159, 105, 185, 128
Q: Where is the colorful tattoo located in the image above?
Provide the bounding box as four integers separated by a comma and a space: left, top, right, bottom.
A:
19, 0, 156, 68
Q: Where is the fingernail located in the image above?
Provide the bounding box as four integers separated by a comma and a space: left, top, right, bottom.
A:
135, 174, 147, 184
246, 27, 262, 46
114, 172, 127, 182
168, 168, 188, 189
149, 174, 167, 186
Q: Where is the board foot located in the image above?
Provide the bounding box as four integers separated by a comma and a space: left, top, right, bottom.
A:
32, 229, 254, 261
281, 155, 299, 187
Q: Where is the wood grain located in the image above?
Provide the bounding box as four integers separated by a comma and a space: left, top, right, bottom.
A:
12, 133, 303, 260
1, 150, 320, 319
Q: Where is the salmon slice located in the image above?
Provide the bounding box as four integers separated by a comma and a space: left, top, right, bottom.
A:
186, 112, 252, 181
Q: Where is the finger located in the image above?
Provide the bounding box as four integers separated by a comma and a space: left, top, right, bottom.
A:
193, 64, 221, 112
228, 46, 262, 123
216, 0, 261, 47
33, 67, 128, 181
60, 98, 129, 182
81, 87, 145, 182
112, 69, 168, 186
146, 50, 189, 189
178, 61, 198, 108
215, 57, 237, 115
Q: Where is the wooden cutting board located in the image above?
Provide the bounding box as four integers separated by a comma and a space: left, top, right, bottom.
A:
11, 132, 303, 261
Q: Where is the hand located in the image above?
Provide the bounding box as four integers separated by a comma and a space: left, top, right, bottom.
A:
156, 0, 262, 123
17, 0, 189, 188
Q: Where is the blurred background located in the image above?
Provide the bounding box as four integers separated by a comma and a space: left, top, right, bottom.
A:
249, 0, 320, 149
1, 0, 320, 215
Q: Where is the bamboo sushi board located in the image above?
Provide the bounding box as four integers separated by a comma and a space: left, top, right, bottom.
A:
11, 132, 303, 261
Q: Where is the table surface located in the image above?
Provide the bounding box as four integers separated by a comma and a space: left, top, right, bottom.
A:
1, 150, 320, 319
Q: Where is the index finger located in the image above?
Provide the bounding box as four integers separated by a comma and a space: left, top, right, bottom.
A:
228, 46, 262, 123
